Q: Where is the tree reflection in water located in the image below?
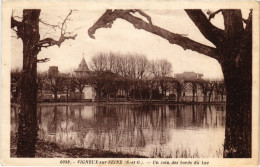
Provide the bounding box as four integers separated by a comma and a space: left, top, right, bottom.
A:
11, 104, 225, 158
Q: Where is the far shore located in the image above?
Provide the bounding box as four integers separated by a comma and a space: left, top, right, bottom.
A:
11, 100, 226, 107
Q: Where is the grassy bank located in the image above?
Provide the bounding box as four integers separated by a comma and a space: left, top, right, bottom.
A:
11, 135, 222, 158
11, 135, 146, 158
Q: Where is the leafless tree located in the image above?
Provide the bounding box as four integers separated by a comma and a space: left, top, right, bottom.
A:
199, 80, 210, 102
150, 59, 172, 78
150, 59, 173, 100
90, 52, 108, 72
207, 81, 216, 102
215, 81, 226, 102
37, 71, 48, 100
62, 73, 74, 102
159, 77, 173, 101
185, 81, 198, 102
146, 79, 159, 101
44, 75, 66, 102
72, 76, 89, 101
135, 55, 151, 79
11, 9, 77, 157
172, 80, 186, 102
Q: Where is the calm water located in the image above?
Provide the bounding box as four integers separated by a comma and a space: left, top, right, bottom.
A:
11, 104, 225, 158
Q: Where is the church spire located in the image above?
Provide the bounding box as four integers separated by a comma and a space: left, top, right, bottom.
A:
75, 53, 89, 72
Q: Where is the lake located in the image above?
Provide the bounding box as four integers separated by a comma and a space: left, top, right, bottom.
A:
11, 104, 225, 158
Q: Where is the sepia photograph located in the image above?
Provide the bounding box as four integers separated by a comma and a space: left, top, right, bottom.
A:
1, 1, 259, 166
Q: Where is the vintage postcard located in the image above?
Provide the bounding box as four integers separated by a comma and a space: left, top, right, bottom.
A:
1, 1, 259, 166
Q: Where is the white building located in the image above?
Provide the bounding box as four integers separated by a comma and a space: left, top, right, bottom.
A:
74, 57, 95, 101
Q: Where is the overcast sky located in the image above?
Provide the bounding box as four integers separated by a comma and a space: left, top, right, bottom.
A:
11, 9, 249, 79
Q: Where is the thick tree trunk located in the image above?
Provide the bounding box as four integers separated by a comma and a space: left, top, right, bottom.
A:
16, 10, 40, 157
223, 64, 251, 157
222, 10, 252, 158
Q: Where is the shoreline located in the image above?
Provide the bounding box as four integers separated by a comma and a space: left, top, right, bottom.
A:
11, 135, 146, 158
11, 101, 226, 107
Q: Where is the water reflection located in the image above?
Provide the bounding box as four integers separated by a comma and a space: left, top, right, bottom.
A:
11, 104, 225, 158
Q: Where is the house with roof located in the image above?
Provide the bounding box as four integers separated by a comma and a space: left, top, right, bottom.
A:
75, 57, 91, 77
174, 72, 204, 101
73, 57, 95, 101
175, 71, 203, 81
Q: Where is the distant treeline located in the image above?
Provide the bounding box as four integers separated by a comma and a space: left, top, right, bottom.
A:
11, 52, 225, 103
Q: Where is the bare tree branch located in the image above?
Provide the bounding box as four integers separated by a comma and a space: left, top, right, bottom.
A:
38, 34, 77, 47
12, 9, 78, 48
185, 10, 225, 48
130, 9, 153, 24
39, 19, 59, 31
243, 9, 252, 26
88, 9, 219, 60
69, 26, 87, 33
206, 9, 223, 20
11, 17, 22, 29
42, 29, 56, 39
60, 9, 76, 36
38, 9, 78, 48
37, 58, 50, 63
11, 16, 23, 39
